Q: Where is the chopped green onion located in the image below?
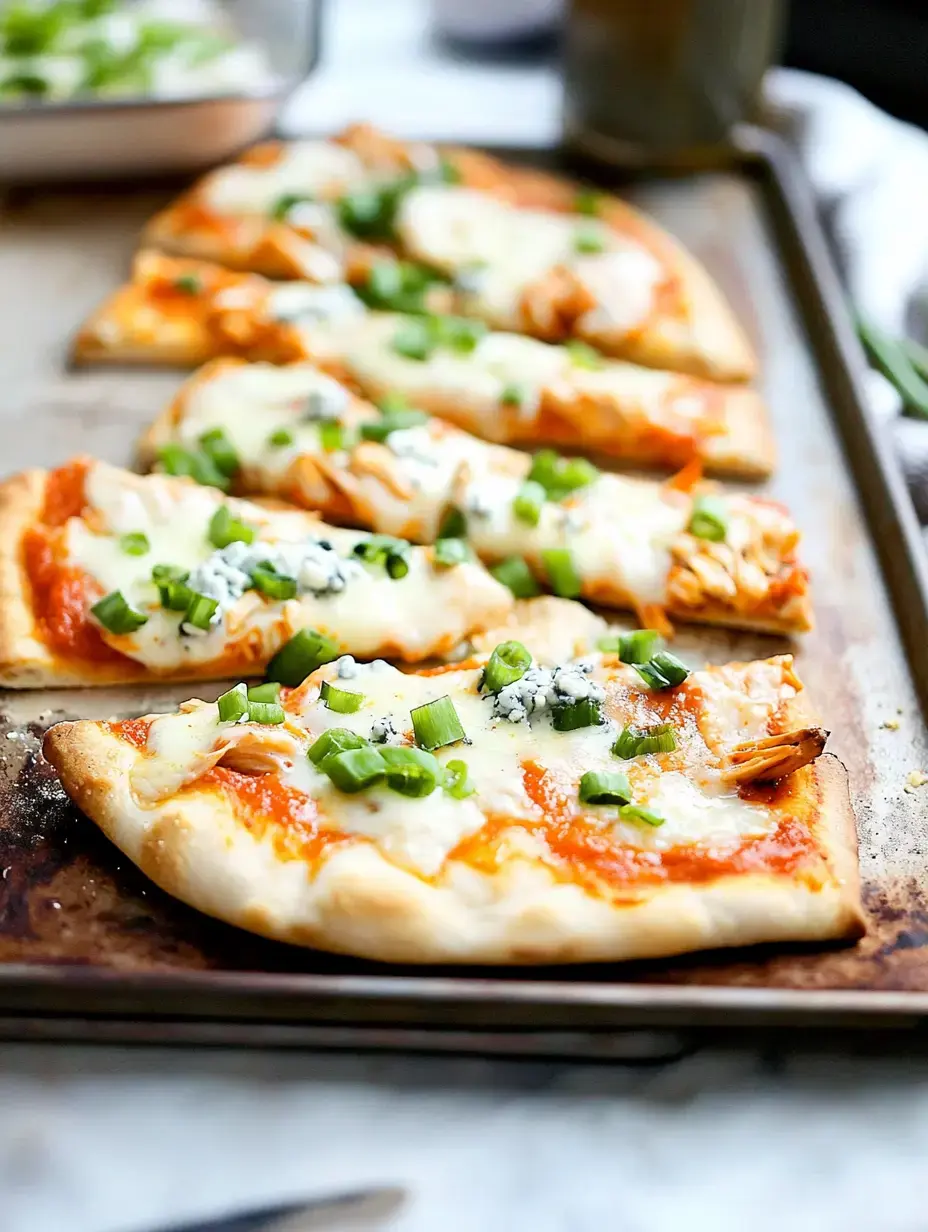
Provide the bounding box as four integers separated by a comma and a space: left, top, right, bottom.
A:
512, 479, 546, 527
552, 698, 604, 731
437, 314, 487, 354
353, 535, 411, 579
579, 770, 632, 805
217, 683, 248, 723
91, 590, 148, 634
391, 318, 434, 361
499, 383, 527, 408
490, 556, 541, 599
612, 722, 678, 759
152, 564, 192, 611
433, 537, 469, 568
173, 273, 201, 295
687, 494, 729, 542
307, 727, 368, 767
267, 627, 340, 687
199, 428, 239, 478
319, 420, 346, 452
411, 694, 466, 751
619, 803, 665, 827
379, 746, 441, 798
245, 682, 285, 725
157, 443, 229, 491
439, 506, 467, 539
359, 407, 428, 441
320, 679, 364, 715
565, 340, 605, 370
575, 188, 601, 216
542, 547, 582, 598
358, 261, 442, 314
270, 192, 312, 221
634, 651, 691, 690
323, 746, 387, 793
267, 428, 294, 449
574, 227, 606, 254
119, 531, 149, 556
482, 640, 531, 694
376, 391, 412, 416
527, 449, 599, 500
208, 505, 256, 550
443, 759, 476, 799
596, 630, 662, 664
250, 563, 298, 601
183, 592, 218, 631
336, 180, 411, 242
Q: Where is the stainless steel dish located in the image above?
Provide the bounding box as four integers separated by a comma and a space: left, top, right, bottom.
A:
0, 0, 322, 180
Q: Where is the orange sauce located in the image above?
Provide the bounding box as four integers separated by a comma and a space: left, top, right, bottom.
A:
203, 766, 353, 866
108, 717, 153, 749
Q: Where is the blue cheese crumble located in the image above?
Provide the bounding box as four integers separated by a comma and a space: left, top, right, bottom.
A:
370, 715, 405, 745
491, 660, 604, 723
184, 538, 364, 626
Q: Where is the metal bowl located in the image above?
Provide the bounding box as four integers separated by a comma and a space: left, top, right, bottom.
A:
0, 0, 322, 181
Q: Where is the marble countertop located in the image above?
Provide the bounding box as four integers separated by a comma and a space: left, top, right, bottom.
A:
4, 4, 928, 1231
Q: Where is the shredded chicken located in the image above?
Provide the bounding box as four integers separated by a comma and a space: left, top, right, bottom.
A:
720, 726, 827, 784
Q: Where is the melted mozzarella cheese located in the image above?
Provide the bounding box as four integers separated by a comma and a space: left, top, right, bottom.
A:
61, 463, 508, 670
574, 249, 664, 338
201, 142, 368, 216
132, 657, 780, 878
266, 283, 366, 325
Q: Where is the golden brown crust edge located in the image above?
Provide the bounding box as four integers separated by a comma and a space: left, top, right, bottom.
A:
43, 710, 864, 966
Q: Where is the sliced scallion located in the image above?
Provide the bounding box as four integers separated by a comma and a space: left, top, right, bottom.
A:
119, 531, 150, 556
499, 382, 527, 408
217, 683, 248, 723
634, 651, 691, 690
575, 188, 601, 216
513, 480, 546, 527
271, 191, 312, 221
152, 564, 192, 612
612, 722, 678, 759
359, 408, 428, 442
323, 745, 386, 793
619, 630, 661, 664
433, 537, 469, 568
391, 318, 435, 361
527, 449, 599, 500
308, 727, 368, 767
411, 694, 466, 751
552, 698, 604, 732
319, 420, 346, 452
320, 679, 364, 715
91, 590, 148, 634
379, 746, 441, 798
268, 428, 294, 448
619, 803, 665, 827
482, 641, 531, 694
157, 443, 229, 491
565, 340, 605, 370
173, 273, 201, 295
250, 563, 298, 601
542, 547, 582, 598
579, 770, 632, 806
353, 535, 411, 579
437, 314, 486, 355
490, 556, 541, 599
443, 759, 476, 799
246, 681, 285, 725
439, 506, 467, 539
574, 227, 606, 254
267, 627, 340, 687
183, 592, 218, 631
199, 428, 239, 478
208, 505, 255, 549
687, 494, 729, 542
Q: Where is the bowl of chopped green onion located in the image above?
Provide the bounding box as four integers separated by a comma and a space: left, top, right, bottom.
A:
0, 0, 321, 179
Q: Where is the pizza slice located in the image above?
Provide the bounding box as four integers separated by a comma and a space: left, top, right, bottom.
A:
139, 358, 811, 636
141, 124, 757, 381
43, 645, 863, 965
77, 253, 772, 478
0, 458, 513, 689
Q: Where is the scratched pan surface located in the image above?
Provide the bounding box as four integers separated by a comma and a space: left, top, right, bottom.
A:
0, 132, 927, 1041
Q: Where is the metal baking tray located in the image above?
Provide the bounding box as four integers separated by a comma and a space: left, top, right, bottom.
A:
0, 128, 927, 1051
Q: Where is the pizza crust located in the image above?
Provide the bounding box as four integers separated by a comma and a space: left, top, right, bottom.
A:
43, 711, 864, 964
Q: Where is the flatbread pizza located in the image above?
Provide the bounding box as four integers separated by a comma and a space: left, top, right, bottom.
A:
0, 458, 512, 689
141, 124, 757, 381
139, 358, 811, 636
76, 254, 771, 478
43, 643, 863, 965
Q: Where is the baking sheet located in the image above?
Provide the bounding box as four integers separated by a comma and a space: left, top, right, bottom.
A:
0, 137, 927, 1041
